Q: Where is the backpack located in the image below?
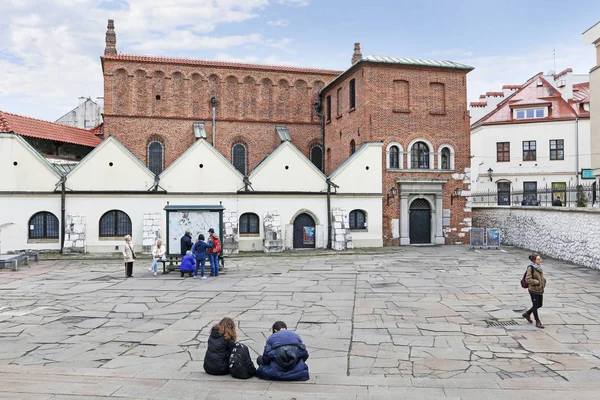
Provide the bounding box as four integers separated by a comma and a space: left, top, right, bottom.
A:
229, 342, 256, 379
520, 266, 531, 289
211, 237, 221, 254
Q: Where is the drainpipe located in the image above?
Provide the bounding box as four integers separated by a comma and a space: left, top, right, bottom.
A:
326, 179, 332, 250
575, 117, 580, 185
211, 97, 217, 147
314, 99, 330, 248
59, 176, 66, 254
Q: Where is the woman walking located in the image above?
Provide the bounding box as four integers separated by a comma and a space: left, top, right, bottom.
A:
203, 317, 237, 375
522, 253, 547, 329
122, 235, 135, 278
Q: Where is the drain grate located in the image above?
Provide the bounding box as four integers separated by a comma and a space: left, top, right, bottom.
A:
486, 319, 519, 327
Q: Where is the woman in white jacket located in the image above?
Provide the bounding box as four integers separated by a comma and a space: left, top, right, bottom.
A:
149, 239, 166, 276
122, 235, 135, 278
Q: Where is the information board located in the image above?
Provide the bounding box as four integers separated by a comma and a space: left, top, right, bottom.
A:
470, 228, 485, 248
164, 205, 224, 256
486, 228, 501, 249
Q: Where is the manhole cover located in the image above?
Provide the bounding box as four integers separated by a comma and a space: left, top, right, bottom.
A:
486, 319, 519, 327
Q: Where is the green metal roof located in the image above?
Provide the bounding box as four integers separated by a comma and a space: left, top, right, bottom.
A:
362, 55, 473, 70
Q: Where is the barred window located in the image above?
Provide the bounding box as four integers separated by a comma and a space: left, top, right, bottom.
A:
239, 213, 259, 234
232, 144, 247, 175
28, 212, 59, 239
349, 210, 366, 230
99, 210, 132, 237
148, 141, 164, 175
310, 145, 323, 171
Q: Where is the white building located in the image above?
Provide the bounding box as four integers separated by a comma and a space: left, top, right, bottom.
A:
470, 71, 591, 205
584, 21, 600, 178
55, 97, 104, 130
0, 133, 383, 255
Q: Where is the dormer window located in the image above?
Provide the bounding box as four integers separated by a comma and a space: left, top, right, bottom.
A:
514, 108, 545, 119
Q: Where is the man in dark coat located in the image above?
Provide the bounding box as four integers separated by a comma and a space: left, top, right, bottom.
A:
180, 230, 193, 256
256, 321, 309, 381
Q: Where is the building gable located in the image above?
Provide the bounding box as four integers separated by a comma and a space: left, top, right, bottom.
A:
66, 136, 155, 191
1, 133, 62, 191
249, 141, 327, 192
329, 142, 383, 194
159, 138, 244, 192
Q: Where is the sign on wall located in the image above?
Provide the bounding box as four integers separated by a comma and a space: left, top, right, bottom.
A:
303, 226, 315, 245
581, 169, 596, 179
470, 228, 485, 248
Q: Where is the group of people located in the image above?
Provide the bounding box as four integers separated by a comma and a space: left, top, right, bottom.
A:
121, 228, 221, 279
203, 318, 309, 381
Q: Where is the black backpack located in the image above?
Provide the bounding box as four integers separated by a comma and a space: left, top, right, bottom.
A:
229, 342, 256, 379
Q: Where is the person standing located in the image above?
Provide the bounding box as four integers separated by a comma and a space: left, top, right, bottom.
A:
149, 239, 166, 276
122, 235, 135, 278
203, 317, 237, 375
180, 230, 193, 256
192, 234, 212, 279
207, 228, 221, 276
255, 321, 309, 381
522, 253, 547, 329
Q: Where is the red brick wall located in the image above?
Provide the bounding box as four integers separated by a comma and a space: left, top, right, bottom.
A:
102, 59, 338, 171
323, 63, 471, 245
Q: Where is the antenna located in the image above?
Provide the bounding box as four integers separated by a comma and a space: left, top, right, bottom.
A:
553, 48, 556, 74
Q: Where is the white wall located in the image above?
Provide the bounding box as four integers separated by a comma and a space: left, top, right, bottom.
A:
331, 196, 383, 247
330, 143, 383, 194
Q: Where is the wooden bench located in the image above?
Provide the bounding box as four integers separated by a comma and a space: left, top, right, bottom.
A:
159, 255, 225, 275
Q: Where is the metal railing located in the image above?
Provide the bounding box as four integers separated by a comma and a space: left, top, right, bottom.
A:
471, 182, 598, 207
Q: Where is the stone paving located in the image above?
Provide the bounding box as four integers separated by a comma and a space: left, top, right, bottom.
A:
1, 246, 600, 399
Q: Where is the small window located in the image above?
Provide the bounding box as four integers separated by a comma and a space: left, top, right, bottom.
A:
535, 109, 544, 118
516, 110, 525, 119
239, 213, 259, 234
310, 145, 323, 171
389, 145, 399, 169
232, 144, 247, 175
550, 139, 564, 160
349, 79, 356, 110
526, 109, 534, 118
349, 210, 366, 230
497, 142, 510, 162
515, 108, 545, 119
148, 141, 164, 175
336, 88, 342, 116
411, 141, 430, 169
326, 95, 331, 122
522, 141, 536, 161
99, 210, 132, 237
29, 212, 59, 239
441, 148, 450, 170
350, 140, 356, 155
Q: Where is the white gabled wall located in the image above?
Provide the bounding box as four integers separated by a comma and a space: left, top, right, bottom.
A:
249, 142, 327, 192
1, 134, 61, 191
160, 139, 243, 193
330, 143, 383, 194
66, 137, 155, 191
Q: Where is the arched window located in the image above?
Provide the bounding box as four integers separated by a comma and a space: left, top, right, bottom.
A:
239, 213, 259, 234
310, 145, 323, 171
99, 210, 132, 237
350, 140, 356, 156
441, 147, 450, 170
411, 141, 430, 169
349, 210, 366, 230
29, 212, 59, 239
148, 141, 164, 175
232, 144, 247, 175
389, 145, 399, 169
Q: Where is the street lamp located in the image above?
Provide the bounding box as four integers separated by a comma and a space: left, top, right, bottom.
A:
387, 187, 398, 205
450, 187, 463, 205
487, 168, 494, 182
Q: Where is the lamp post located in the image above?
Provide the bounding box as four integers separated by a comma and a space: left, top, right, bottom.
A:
210, 97, 217, 147
387, 187, 398, 205
487, 168, 494, 182
450, 187, 463, 205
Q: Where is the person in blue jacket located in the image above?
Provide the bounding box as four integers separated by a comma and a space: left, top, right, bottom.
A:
179, 250, 195, 278
256, 321, 309, 381
192, 234, 212, 279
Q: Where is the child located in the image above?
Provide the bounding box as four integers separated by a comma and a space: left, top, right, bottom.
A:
192, 234, 212, 279
179, 250, 195, 278
203, 317, 237, 375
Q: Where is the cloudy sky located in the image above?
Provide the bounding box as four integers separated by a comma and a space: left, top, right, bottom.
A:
1, 0, 599, 122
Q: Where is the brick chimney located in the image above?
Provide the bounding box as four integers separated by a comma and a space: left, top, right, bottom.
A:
104, 19, 117, 56
351, 43, 362, 65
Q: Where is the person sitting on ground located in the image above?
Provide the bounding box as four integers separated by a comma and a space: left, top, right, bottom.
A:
203, 317, 237, 375
149, 239, 166, 276
179, 250, 195, 278
256, 321, 309, 381
192, 234, 212, 280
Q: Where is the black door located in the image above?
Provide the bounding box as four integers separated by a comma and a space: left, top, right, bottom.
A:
293, 213, 316, 248
409, 199, 431, 244
497, 182, 511, 205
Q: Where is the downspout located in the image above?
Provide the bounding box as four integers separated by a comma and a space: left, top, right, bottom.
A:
326, 180, 332, 250
314, 98, 330, 249
59, 176, 66, 254
211, 97, 217, 147
575, 117, 580, 185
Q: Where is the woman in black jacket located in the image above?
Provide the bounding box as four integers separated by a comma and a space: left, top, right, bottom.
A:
203, 317, 237, 375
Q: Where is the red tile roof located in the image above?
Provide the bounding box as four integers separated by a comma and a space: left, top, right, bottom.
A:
502, 85, 521, 90
102, 54, 343, 75
553, 68, 573, 79
486, 91, 504, 97
0, 111, 102, 147
470, 102, 487, 107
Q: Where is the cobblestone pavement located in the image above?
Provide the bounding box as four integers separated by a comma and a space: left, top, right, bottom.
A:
1, 246, 600, 399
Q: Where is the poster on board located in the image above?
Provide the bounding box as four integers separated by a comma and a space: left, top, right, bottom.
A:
167, 211, 220, 255
303, 226, 315, 245
470, 228, 485, 248
486, 228, 501, 248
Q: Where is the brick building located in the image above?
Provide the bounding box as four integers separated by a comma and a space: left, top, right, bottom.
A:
101, 20, 473, 246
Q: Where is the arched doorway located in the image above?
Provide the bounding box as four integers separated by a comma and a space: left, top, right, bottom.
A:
293, 213, 315, 248
409, 199, 431, 244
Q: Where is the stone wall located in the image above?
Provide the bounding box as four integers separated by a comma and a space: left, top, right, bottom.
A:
331, 207, 353, 251
264, 211, 284, 253
142, 212, 161, 253
64, 214, 86, 253
473, 206, 600, 269
223, 210, 239, 255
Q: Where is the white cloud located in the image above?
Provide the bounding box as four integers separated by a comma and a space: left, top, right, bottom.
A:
267, 19, 290, 27
276, 0, 310, 6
